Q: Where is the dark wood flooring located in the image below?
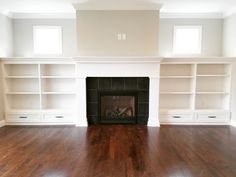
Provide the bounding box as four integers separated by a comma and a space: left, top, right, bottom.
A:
0, 125, 236, 177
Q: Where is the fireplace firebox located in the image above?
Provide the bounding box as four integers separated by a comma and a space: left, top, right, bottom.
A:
86, 77, 149, 125
99, 91, 137, 124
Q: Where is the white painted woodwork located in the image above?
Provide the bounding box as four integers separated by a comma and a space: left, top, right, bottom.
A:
0, 57, 235, 126
75, 57, 162, 127
2, 60, 76, 124
159, 58, 234, 125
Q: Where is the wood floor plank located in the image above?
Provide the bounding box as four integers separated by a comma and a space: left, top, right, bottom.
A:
0, 125, 236, 177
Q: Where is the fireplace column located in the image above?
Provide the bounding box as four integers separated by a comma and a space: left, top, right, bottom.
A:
76, 77, 88, 127
148, 77, 160, 126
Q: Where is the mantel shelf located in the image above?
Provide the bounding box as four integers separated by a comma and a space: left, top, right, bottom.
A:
42, 92, 76, 95
197, 75, 230, 77
196, 92, 229, 94
160, 76, 194, 79
160, 92, 193, 95
41, 76, 75, 79
5, 76, 39, 79
6, 92, 40, 95
73, 56, 163, 63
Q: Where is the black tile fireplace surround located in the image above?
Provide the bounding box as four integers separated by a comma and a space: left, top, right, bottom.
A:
86, 77, 149, 125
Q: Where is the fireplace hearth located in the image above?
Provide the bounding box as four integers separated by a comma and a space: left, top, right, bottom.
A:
86, 77, 149, 125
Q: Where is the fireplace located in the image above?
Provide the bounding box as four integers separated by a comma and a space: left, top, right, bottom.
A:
99, 91, 137, 124
86, 77, 149, 125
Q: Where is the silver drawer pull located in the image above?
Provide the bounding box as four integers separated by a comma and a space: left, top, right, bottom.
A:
55, 116, 64, 119
208, 116, 217, 119
19, 116, 27, 119
172, 116, 181, 119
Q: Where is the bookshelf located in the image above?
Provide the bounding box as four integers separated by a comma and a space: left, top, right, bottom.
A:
159, 62, 232, 124
3, 62, 76, 124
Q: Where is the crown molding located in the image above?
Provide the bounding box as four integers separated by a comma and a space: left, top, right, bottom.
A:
11, 13, 76, 19
5, 8, 236, 19
0, 8, 13, 18
160, 12, 223, 19
223, 5, 236, 18
73, 2, 162, 10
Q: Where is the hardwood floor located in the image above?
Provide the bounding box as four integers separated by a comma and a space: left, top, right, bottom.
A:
0, 125, 236, 177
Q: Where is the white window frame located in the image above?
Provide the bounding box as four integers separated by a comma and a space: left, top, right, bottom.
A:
33, 26, 62, 55
173, 25, 202, 55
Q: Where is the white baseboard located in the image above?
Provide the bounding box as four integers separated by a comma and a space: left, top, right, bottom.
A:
231, 121, 236, 127
0, 120, 6, 128
5, 122, 76, 126
160, 122, 231, 126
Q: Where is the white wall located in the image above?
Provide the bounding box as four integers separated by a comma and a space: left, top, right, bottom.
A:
77, 10, 159, 56
0, 63, 4, 121
0, 13, 12, 121
223, 13, 236, 122
223, 13, 236, 57
0, 13, 13, 57
159, 18, 223, 56
13, 19, 77, 57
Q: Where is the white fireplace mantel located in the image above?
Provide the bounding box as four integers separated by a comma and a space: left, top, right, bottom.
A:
74, 56, 163, 127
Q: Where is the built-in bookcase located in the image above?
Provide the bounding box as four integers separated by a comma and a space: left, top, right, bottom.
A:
40, 64, 76, 112
195, 64, 231, 111
3, 64, 40, 111
42, 94, 76, 110
1, 58, 234, 125
159, 61, 232, 124
3, 63, 76, 123
160, 64, 195, 111
160, 63, 232, 111
40, 64, 75, 77
4, 64, 39, 77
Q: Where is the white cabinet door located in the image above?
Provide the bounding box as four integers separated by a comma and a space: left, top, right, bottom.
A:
196, 113, 230, 123
159, 114, 193, 123
6, 113, 41, 123
42, 113, 74, 123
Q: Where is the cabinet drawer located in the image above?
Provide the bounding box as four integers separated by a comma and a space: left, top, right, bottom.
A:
196, 113, 230, 123
6, 113, 41, 123
159, 114, 193, 123
42, 113, 74, 123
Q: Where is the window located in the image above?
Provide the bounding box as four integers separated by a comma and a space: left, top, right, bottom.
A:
33, 26, 62, 55
173, 26, 202, 55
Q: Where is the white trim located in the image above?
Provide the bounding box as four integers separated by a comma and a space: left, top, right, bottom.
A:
73, 3, 162, 11
0, 7, 13, 18
74, 56, 163, 64
161, 122, 231, 126
11, 13, 76, 19
231, 120, 236, 127
160, 12, 223, 19
0, 12, 13, 18
4, 10, 236, 19
0, 120, 6, 127
75, 57, 161, 127
5, 122, 75, 126
223, 6, 236, 18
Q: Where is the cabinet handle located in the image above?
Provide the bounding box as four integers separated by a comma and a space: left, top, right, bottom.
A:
208, 116, 217, 119
19, 116, 27, 119
172, 116, 181, 119
55, 116, 64, 119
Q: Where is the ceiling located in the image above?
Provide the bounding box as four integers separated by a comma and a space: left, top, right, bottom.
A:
0, 0, 236, 17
